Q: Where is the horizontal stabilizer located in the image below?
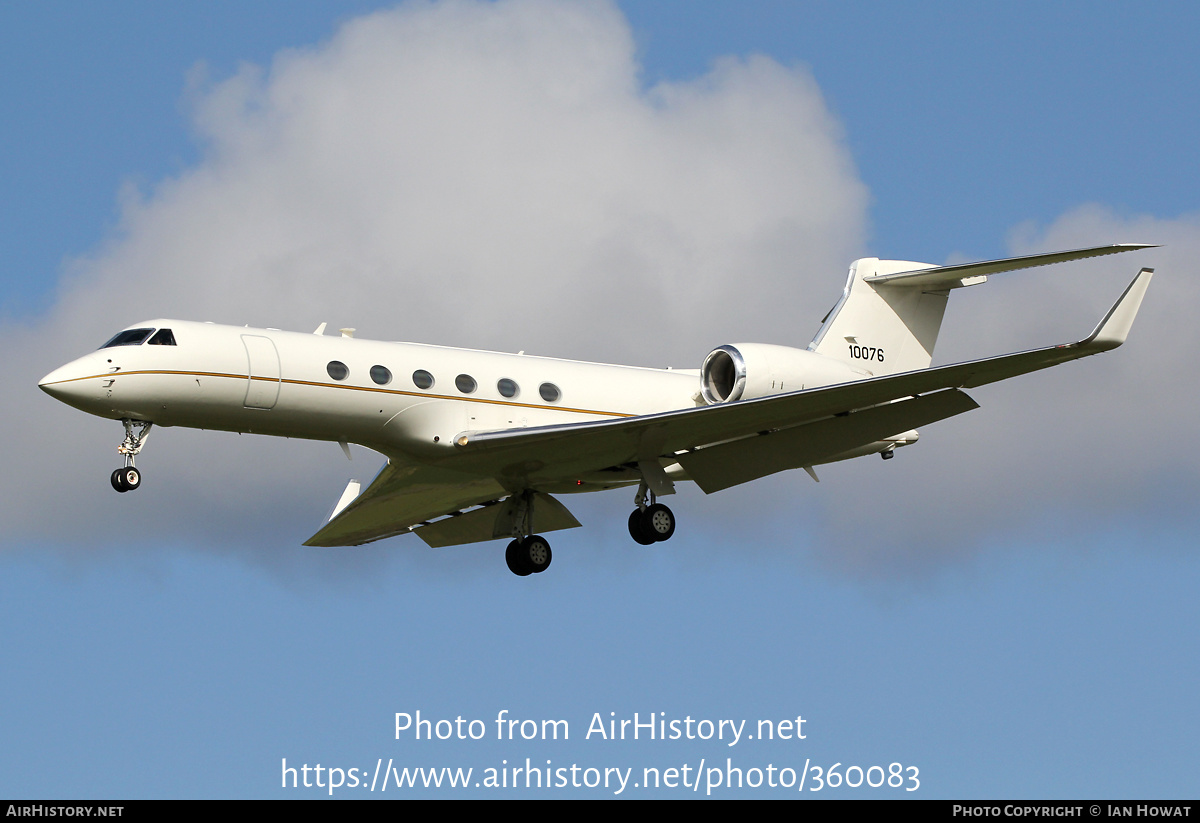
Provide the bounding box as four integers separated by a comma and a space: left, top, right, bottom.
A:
863, 244, 1156, 289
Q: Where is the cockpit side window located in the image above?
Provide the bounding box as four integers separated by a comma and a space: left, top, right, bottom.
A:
101, 328, 155, 348
147, 328, 176, 346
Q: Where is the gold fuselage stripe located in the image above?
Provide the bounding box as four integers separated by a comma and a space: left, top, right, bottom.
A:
46, 369, 635, 418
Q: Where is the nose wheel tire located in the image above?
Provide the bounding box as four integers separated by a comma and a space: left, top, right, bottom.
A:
111, 466, 141, 492
629, 503, 675, 544
506, 535, 552, 576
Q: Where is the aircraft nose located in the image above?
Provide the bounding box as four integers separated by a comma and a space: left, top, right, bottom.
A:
39, 360, 98, 406
39, 364, 75, 396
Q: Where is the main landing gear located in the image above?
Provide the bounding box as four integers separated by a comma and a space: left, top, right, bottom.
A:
502, 491, 553, 576
502, 481, 677, 576
110, 419, 151, 493
506, 535, 553, 576
627, 483, 676, 545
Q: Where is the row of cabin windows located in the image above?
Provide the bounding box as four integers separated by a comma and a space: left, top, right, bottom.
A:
326, 361, 561, 403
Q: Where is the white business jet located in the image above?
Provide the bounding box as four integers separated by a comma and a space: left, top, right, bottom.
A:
40, 244, 1154, 576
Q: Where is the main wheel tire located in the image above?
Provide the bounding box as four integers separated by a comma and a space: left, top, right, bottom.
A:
120, 467, 141, 492
111, 468, 128, 493
505, 539, 532, 576
643, 503, 675, 542
523, 535, 553, 573
628, 509, 656, 545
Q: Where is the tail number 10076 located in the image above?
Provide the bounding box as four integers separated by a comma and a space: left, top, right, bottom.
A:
848, 344, 884, 362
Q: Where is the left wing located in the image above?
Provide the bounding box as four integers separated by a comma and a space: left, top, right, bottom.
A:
306, 268, 1151, 547
303, 461, 506, 547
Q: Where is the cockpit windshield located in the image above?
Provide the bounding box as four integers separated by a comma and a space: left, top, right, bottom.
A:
147, 328, 176, 346
101, 328, 155, 348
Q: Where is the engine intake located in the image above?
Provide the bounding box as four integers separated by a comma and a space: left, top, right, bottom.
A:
700, 346, 747, 403
700, 343, 871, 404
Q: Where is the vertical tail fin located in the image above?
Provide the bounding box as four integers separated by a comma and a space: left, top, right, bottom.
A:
808, 257, 952, 376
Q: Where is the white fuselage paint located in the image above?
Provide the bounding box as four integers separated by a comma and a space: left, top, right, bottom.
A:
40, 320, 704, 460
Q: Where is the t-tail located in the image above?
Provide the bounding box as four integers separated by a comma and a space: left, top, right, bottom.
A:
807, 243, 1157, 376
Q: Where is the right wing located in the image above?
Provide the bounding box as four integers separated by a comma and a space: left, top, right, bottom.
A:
675, 387, 979, 493
448, 268, 1153, 479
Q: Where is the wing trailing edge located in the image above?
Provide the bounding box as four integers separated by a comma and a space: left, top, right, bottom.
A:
412, 492, 581, 548
676, 388, 979, 493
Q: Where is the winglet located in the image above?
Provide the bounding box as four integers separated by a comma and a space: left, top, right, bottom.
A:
1079, 268, 1154, 351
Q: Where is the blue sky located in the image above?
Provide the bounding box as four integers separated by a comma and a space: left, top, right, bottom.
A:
3, 1, 1198, 798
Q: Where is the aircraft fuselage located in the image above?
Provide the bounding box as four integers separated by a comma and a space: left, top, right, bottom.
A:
39, 319, 702, 461
37, 244, 1154, 574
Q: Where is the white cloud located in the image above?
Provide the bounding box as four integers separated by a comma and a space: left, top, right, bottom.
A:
8, 0, 868, 555
19, 1, 1182, 575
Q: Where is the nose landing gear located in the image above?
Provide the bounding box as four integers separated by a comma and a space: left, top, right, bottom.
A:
110, 466, 141, 493
111, 419, 151, 493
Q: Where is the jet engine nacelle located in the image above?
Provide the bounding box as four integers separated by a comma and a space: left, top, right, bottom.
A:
700, 343, 871, 404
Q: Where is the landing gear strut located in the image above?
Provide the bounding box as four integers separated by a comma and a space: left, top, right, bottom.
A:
628, 482, 676, 544
111, 419, 151, 493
